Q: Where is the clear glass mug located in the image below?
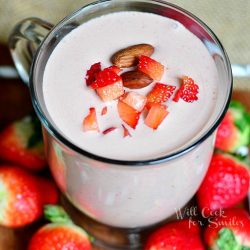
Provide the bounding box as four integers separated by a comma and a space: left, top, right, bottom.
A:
9, 0, 232, 249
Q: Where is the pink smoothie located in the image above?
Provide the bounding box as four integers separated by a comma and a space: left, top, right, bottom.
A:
43, 11, 219, 228
43, 11, 218, 161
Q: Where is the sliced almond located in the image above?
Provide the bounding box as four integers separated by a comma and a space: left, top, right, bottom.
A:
111, 44, 154, 68
121, 71, 153, 89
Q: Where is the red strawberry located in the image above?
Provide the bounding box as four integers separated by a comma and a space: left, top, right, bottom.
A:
138, 55, 164, 81
173, 76, 199, 103
96, 80, 124, 101
102, 127, 117, 135
120, 92, 147, 112
85, 62, 101, 86
144, 219, 205, 250
215, 100, 250, 154
204, 208, 250, 249
28, 205, 91, 250
145, 104, 169, 130
90, 67, 122, 89
117, 100, 140, 129
196, 153, 250, 216
122, 124, 131, 138
101, 106, 108, 116
0, 166, 43, 227
107, 65, 121, 74
0, 115, 46, 171
83, 107, 99, 132
146, 83, 176, 109
37, 178, 59, 205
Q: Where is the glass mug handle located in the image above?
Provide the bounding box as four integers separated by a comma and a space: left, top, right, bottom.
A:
9, 18, 53, 85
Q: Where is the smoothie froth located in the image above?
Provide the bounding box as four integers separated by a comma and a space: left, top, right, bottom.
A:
43, 11, 218, 161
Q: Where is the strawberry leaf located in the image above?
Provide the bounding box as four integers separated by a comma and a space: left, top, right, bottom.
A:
27, 115, 43, 148
230, 100, 250, 134
216, 228, 250, 250
44, 205, 73, 224
15, 115, 43, 149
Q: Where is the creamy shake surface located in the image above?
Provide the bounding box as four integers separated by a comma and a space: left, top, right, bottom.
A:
43, 11, 218, 161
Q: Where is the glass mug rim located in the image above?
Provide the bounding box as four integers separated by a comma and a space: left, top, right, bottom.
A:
29, 0, 233, 166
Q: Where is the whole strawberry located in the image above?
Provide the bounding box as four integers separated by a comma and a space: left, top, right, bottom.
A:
37, 177, 59, 205
0, 166, 42, 227
197, 153, 249, 216
28, 205, 91, 250
0, 165, 59, 228
215, 100, 250, 154
0, 115, 46, 171
144, 219, 205, 250
204, 208, 250, 249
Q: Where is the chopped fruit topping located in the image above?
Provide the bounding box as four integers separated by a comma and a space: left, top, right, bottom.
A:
101, 106, 108, 116
107, 66, 122, 74
146, 83, 176, 109
121, 70, 153, 89
117, 100, 140, 129
96, 81, 124, 102
83, 107, 99, 132
145, 104, 168, 130
102, 127, 117, 135
120, 92, 147, 112
85, 62, 101, 86
138, 55, 164, 81
173, 76, 199, 103
91, 67, 122, 89
122, 124, 132, 138
173, 88, 181, 102
111, 44, 154, 68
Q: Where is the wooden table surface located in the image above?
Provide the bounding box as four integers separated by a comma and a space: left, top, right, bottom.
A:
0, 43, 249, 250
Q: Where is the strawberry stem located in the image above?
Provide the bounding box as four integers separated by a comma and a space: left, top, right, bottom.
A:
44, 205, 73, 224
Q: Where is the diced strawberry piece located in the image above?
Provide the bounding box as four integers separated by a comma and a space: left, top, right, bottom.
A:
120, 92, 147, 112
145, 104, 168, 130
102, 127, 117, 135
96, 80, 124, 102
101, 106, 108, 116
91, 68, 122, 89
85, 62, 101, 86
107, 66, 121, 74
173, 76, 199, 103
138, 55, 164, 81
117, 100, 140, 129
83, 107, 99, 132
173, 88, 181, 102
146, 83, 176, 109
122, 124, 131, 138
